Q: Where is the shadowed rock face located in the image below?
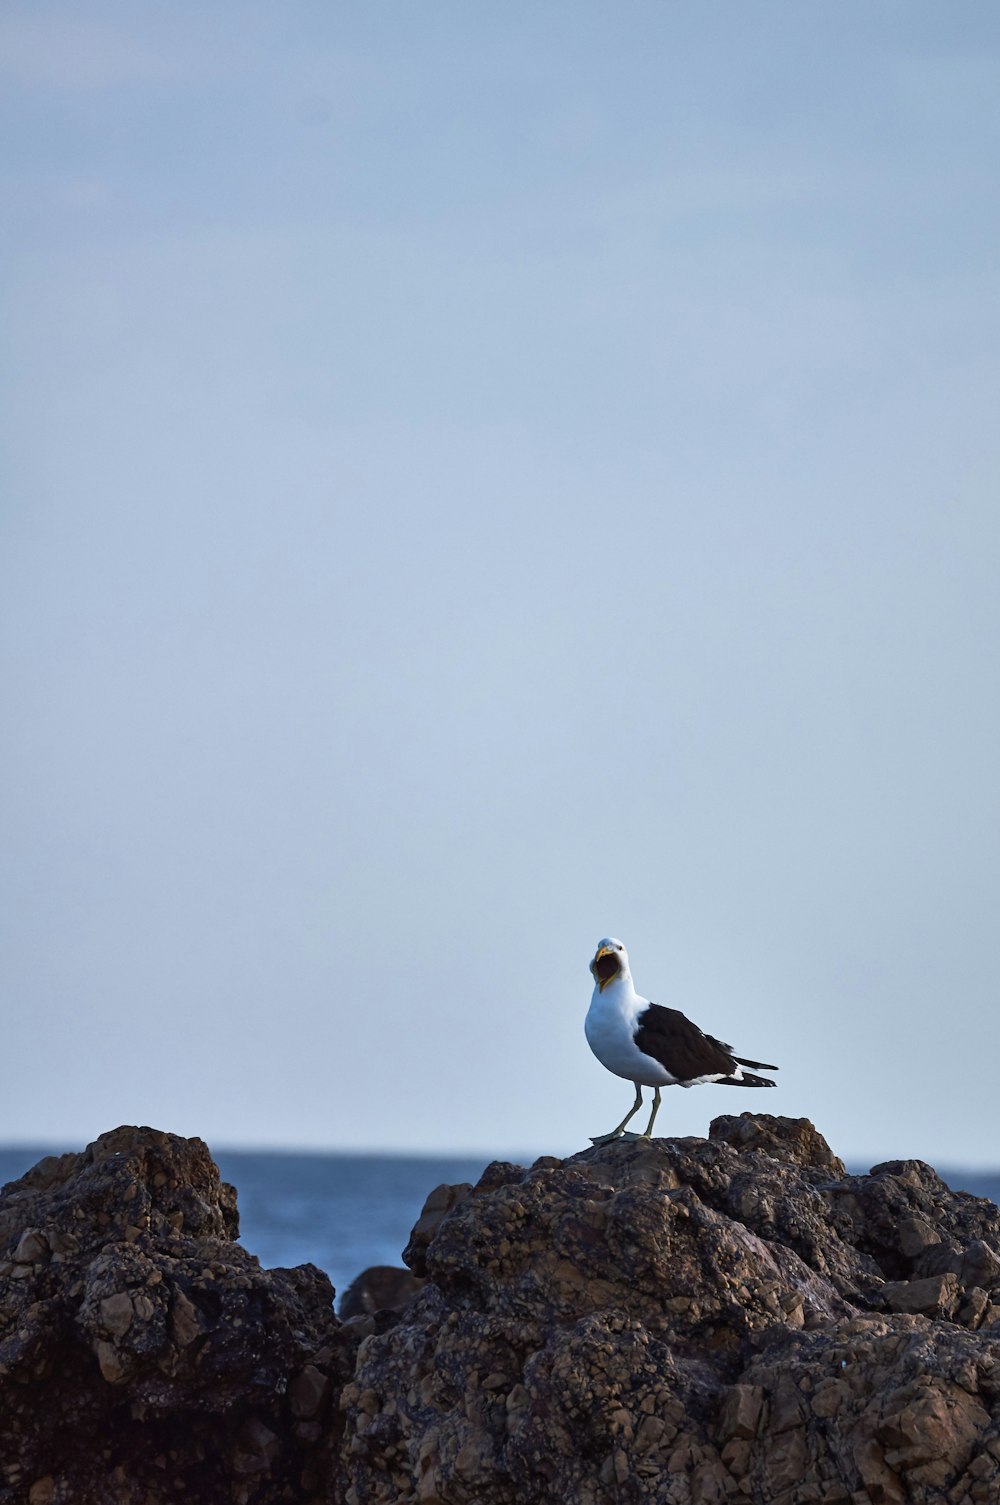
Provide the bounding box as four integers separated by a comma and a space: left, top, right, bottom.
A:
0, 1126, 346, 1505
338, 1264, 426, 1321
5, 1116, 1000, 1504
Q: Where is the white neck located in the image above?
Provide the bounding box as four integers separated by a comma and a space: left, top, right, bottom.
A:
592, 968, 641, 1014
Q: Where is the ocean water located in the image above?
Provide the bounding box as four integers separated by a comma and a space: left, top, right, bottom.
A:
2, 1145, 998, 1305
212, 1149, 496, 1296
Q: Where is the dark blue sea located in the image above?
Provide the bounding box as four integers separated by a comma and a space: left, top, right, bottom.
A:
3, 1145, 998, 1304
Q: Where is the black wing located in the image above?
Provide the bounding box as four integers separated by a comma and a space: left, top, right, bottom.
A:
633, 1003, 738, 1082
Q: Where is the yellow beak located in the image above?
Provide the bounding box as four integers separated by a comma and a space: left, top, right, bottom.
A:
591, 944, 617, 992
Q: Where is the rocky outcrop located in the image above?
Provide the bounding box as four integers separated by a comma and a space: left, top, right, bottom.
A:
342, 1116, 1000, 1505
5, 1116, 1000, 1504
0, 1126, 346, 1505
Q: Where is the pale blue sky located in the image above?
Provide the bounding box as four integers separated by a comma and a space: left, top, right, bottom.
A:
3, 2, 1000, 1164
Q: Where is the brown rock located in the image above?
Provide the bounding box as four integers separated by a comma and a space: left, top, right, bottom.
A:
710, 1112, 848, 1176
897, 1215, 941, 1259
0, 1125, 348, 1504
960, 1238, 1000, 1289
95, 1338, 130, 1384
170, 1285, 201, 1346
289, 1361, 330, 1420
959, 1286, 991, 1328
13, 1228, 50, 1264
402, 1181, 474, 1276
338, 1263, 425, 1319
339, 1116, 1000, 1505
8, 1113, 1000, 1505
99, 1290, 134, 1336
719, 1381, 765, 1439
882, 1272, 960, 1318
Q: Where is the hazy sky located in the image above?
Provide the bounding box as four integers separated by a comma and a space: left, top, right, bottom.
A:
3, 2, 1000, 1166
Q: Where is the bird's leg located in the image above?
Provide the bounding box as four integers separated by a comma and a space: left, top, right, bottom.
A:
623, 1086, 662, 1140
590, 1085, 644, 1146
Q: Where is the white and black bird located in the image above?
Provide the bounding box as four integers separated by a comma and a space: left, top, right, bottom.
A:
585, 937, 778, 1144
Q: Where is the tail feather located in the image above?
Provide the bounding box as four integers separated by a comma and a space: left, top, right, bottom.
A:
717, 1071, 776, 1088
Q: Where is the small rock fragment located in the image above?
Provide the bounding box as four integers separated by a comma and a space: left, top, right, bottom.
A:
13, 1229, 49, 1264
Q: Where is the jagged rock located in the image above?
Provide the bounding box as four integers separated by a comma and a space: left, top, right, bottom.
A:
338, 1264, 425, 1320
7, 1114, 1000, 1504
0, 1125, 346, 1505
403, 1180, 475, 1277
710, 1114, 847, 1176
339, 1113, 1000, 1505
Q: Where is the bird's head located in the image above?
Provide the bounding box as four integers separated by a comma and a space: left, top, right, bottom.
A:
589, 937, 629, 991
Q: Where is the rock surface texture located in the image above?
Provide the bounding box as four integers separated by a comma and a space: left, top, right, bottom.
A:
0, 1126, 346, 1504
5, 1117, 1000, 1504
345, 1115, 1000, 1505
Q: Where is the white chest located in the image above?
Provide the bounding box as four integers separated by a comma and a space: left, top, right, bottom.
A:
584, 984, 677, 1088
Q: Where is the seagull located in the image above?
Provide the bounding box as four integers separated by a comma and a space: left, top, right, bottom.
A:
585, 937, 778, 1144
